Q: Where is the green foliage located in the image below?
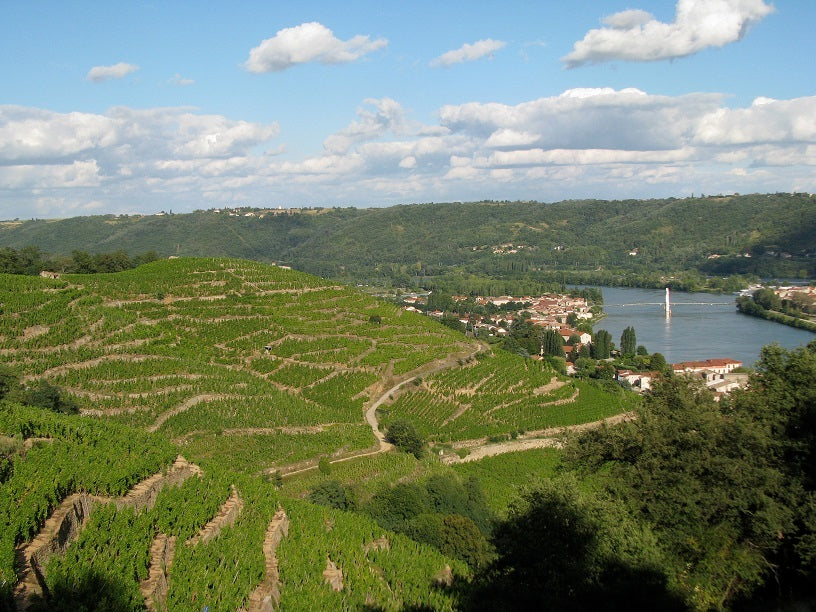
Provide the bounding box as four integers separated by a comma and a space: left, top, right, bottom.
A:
404, 513, 488, 568
650, 352, 668, 373
3, 194, 813, 290
620, 326, 637, 357
364, 473, 493, 568
277, 498, 468, 610
386, 420, 425, 458
21, 382, 79, 415
563, 375, 797, 608
452, 449, 562, 514
591, 329, 612, 359
0, 401, 175, 593
318, 456, 331, 475
384, 350, 635, 443
309, 479, 356, 511
467, 475, 683, 611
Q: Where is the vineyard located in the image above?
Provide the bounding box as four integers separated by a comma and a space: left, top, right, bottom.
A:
378, 350, 638, 443
0, 257, 636, 609
0, 258, 477, 468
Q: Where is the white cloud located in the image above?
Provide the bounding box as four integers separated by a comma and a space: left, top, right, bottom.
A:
323, 98, 406, 154
430, 39, 506, 67
563, 0, 774, 67
244, 22, 387, 73
1, 89, 815, 218
86, 62, 140, 82
168, 73, 195, 86
693, 97, 816, 144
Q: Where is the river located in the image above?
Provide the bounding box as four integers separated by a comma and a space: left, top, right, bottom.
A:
588, 286, 814, 366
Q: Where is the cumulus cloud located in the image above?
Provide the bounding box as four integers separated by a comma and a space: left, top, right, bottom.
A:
2, 89, 815, 218
86, 62, 140, 82
563, 0, 774, 67
323, 98, 406, 154
244, 22, 387, 73
430, 39, 506, 67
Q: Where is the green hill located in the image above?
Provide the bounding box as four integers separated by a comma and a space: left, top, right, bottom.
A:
1, 257, 633, 609
2, 193, 815, 289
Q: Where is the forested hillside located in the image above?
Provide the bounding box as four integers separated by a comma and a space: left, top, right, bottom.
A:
2, 193, 814, 291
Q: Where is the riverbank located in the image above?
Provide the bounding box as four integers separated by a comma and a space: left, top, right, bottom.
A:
735, 299, 816, 333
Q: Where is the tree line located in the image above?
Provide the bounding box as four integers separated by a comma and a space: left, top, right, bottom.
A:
0, 246, 158, 276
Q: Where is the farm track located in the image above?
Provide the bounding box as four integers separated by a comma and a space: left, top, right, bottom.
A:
274, 343, 485, 478
147, 394, 241, 433
441, 412, 636, 464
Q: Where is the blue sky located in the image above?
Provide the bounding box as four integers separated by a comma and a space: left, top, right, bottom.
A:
1, 0, 814, 218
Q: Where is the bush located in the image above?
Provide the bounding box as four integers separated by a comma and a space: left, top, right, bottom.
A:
385, 420, 425, 458
308, 480, 355, 511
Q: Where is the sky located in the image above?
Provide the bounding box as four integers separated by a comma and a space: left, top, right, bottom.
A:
1, 0, 814, 219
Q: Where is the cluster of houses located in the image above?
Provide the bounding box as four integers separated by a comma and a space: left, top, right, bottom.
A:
773, 284, 816, 305
209, 207, 303, 218
403, 292, 593, 341
616, 358, 748, 399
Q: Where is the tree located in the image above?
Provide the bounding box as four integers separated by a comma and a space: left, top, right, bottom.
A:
620, 326, 637, 356
385, 420, 425, 458
753, 287, 782, 311
404, 513, 489, 568
22, 382, 79, 414
0, 367, 19, 400
574, 357, 595, 378
541, 329, 564, 357
563, 376, 794, 608
591, 330, 612, 359
309, 480, 355, 510
427, 290, 455, 312
650, 352, 668, 374
465, 476, 683, 611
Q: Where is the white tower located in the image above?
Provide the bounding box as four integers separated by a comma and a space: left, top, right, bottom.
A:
665, 287, 671, 317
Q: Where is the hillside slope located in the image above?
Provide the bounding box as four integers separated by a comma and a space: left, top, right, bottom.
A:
2, 193, 814, 284
0, 257, 638, 609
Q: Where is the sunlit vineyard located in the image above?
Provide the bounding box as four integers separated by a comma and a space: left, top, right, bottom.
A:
379, 350, 637, 442
0, 258, 477, 468
277, 498, 468, 610
0, 257, 641, 609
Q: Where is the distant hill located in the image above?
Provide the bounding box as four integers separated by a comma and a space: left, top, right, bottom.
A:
2, 194, 815, 287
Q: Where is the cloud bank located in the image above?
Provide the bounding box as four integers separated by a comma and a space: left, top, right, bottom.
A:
430, 39, 506, 67
563, 0, 774, 67
86, 62, 140, 82
1, 88, 814, 218
245, 22, 387, 73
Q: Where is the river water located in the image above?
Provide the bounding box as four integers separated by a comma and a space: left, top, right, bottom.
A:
588, 286, 814, 366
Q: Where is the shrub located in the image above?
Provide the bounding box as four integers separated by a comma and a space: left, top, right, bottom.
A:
386, 420, 425, 458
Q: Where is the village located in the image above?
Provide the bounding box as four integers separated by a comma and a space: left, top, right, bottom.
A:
401, 291, 748, 399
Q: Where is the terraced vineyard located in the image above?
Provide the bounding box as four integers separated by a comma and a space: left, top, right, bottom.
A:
1, 258, 477, 472
0, 257, 633, 609
379, 350, 638, 443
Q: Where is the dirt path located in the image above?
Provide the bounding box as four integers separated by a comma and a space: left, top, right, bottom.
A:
271, 344, 484, 478
440, 412, 636, 464
147, 393, 239, 433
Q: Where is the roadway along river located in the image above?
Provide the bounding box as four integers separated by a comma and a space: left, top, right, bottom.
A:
589, 286, 814, 366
